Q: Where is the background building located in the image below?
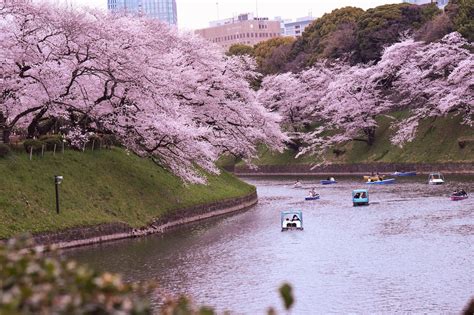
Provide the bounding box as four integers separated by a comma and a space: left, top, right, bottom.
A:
107, 0, 177, 25
403, 0, 449, 8
195, 13, 281, 50
282, 15, 314, 37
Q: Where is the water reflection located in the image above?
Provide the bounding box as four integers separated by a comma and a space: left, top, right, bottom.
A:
65, 175, 474, 314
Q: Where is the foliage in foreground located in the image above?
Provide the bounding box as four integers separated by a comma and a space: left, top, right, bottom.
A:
0, 238, 297, 315
0, 237, 152, 314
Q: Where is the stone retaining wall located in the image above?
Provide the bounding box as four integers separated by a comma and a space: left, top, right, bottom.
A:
235, 162, 474, 175
32, 192, 258, 249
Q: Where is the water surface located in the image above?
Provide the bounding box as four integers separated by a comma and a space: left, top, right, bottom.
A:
65, 175, 474, 314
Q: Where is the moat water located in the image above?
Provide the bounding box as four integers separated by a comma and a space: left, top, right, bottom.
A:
65, 175, 474, 314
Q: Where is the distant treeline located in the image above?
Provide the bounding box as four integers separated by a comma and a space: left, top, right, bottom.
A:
228, 0, 473, 74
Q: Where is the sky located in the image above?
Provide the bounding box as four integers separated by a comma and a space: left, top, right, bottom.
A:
63, 0, 401, 30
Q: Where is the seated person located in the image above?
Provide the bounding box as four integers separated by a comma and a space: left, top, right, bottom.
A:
354, 193, 361, 198
309, 188, 317, 197
361, 192, 367, 198
292, 215, 300, 221
330, 177, 335, 181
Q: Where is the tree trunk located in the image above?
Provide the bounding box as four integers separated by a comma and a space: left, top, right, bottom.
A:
27, 107, 48, 139
0, 113, 9, 144
2, 128, 11, 144
365, 127, 376, 146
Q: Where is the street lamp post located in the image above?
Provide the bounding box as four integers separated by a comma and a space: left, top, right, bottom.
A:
54, 175, 63, 214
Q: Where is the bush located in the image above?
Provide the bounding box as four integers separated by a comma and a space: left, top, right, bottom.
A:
0, 143, 11, 158
23, 139, 45, 153
39, 134, 63, 150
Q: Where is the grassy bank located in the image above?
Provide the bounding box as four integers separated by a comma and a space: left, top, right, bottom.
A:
233, 113, 474, 167
0, 148, 255, 239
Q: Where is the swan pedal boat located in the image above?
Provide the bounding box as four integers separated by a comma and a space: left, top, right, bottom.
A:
281, 210, 303, 231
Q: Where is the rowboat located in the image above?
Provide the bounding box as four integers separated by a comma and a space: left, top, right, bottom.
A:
320, 179, 337, 185
451, 189, 468, 201
305, 195, 320, 200
366, 178, 395, 185
451, 194, 468, 201
363, 175, 385, 182
391, 171, 417, 176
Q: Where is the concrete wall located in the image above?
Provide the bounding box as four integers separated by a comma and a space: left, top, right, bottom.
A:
234, 163, 474, 175
32, 192, 258, 249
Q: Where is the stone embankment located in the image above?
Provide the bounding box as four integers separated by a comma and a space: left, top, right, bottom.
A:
234, 162, 474, 176
32, 192, 257, 249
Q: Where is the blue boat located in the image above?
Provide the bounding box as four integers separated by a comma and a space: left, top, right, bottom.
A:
352, 189, 369, 206
366, 178, 396, 185
281, 210, 303, 231
320, 179, 337, 185
391, 171, 416, 176
305, 195, 320, 201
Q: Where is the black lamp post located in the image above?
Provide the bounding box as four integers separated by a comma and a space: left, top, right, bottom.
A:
54, 175, 63, 214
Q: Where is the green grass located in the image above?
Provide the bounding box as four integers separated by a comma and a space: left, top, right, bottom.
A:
0, 148, 255, 239
238, 113, 474, 167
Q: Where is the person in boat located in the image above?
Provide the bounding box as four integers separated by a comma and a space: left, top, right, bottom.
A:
354, 192, 361, 198
309, 188, 318, 197
455, 189, 467, 196
329, 177, 335, 181
361, 192, 367, 198
294, 179, 301, 186
292, 215, 300, 221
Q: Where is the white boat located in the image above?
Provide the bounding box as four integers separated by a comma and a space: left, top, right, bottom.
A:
281, 211, 303, 231
428, 172, 445, 185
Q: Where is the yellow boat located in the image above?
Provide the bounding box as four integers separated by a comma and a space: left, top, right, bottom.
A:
363, 175, 385, 182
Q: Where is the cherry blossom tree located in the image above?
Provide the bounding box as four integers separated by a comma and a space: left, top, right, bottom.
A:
298, 63, 395, 157
384, 32, 473, 145
0, 2, 285, 182
258, 62, 345, 150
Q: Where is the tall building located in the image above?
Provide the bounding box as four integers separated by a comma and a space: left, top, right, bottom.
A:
107, 0, 177, 25
195, 13, 281, 50
403, 0, 449, 8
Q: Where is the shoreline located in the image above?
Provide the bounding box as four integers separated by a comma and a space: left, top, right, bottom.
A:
233, 162, 474, 176
30, 192, 258, 250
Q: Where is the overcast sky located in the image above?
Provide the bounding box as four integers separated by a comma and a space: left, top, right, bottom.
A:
63, 0, 401, 30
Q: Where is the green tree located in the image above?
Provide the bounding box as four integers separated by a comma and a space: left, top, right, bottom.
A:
253, 37, 295, 74
287, 7, 364, 68
445, 0, 474, 42
226, 43, 254, 56
355, 3, 441, 62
